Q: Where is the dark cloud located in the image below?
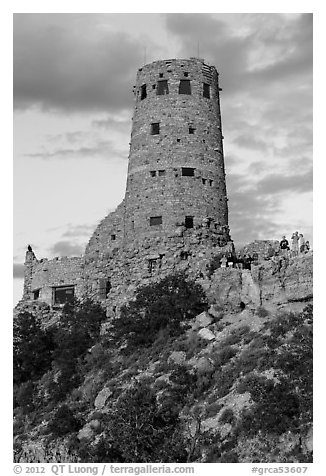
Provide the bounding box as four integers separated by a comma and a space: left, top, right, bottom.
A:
255, 168, 312, 195
232, 134, 269, 151
13, 263, 24, 279
50, 241, 84, 257
228, 187, 281, 245
225, 168, 312, 245
26, 140, 128, 160
13, 14, 150, 112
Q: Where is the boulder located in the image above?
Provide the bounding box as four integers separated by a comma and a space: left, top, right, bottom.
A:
195, 356, 214, 372
168, 351, 186, 365
77, 423, 94, 440
193, 311, 213, 329
94, 387, 113, 409
198, 327, 215, 341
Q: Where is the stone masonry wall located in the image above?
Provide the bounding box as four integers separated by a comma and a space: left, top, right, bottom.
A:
27, 256, 84, 306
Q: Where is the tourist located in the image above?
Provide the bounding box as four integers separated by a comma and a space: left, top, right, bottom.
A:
236, 252, 243, 269
305, 241, 310, 252
291, 231, 299, 257
226, 251, 234, 268
279, 235, 289, 255
220, 255, 227, 268
299, 233, 305, 253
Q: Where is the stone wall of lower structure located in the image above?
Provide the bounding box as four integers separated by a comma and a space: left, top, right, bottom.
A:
26, 256, 84, 307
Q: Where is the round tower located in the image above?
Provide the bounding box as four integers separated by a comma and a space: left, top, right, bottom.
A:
124, 57, 230, 242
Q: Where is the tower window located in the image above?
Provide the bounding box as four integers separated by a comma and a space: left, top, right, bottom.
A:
156, 80, 169, 95
185, 216, 194, 229
150, 216, 162, 226
148, 258, 159, 273
202, 178, 207, 185
111, 234, 116, 240
209, 179, 213, 186
152, 84, 156, 89
151, 123, 160, 135
203, 83, 210, 99
184, 72, 189, 77
141, 84, 147, 100
182, 167, 195, 177
159, 72, 164, 78
179, 80, 191, 95
150, 170, 157, 177
158, 170, 166, 176
189, 127, 196, 134
33, 289, 40, 300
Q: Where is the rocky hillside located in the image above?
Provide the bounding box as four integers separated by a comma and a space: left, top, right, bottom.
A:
13, 252, 313, 463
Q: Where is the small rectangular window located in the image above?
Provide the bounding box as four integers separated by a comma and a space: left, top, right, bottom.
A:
152, 84, 156, 90
157, 80, 169, 95
202, 178, 207, 185
33, 289, 40, 300
158, 170, 166, 176
150, 216, 162, 226
203, 83, 210, 99
111, 234, 116, 240
148, 259, 159, 273
189, 127, 195, 134
179, 80, 191, 95
185, 216, 194, 229
151, 123, 160, 135
159, 72, 164, 78
141, 84, 147, 100
53, 286, 75, 305
209, 179, 213, 186
184, 72, 189, 77
150, 170, 157, 177
182, 167, 195, 177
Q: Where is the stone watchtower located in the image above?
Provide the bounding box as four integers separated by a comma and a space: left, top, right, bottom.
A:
124, 58, 230, 242
21, 58, 232, 309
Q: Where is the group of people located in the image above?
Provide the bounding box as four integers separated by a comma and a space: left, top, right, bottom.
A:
279, 232, 310, 257
218, 232, 311, 271
219, 251, 257, 270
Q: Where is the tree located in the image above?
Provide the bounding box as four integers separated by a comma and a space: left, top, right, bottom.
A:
100, 379, 187, 462
50, 299, 107, 400
13, 311, 55, 384
110, 273, 207, 350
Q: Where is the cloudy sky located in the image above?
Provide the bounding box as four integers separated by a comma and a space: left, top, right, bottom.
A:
13, 12, 313, 304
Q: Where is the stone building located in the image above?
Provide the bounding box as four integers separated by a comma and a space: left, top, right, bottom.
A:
22, 58, 233, 311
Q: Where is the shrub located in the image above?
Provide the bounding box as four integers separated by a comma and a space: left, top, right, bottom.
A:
219, 450, 239, 462
14, 381, 35, 413
255, 306, 270, 318
219, 408, 235, 425
212, 345, 238, 366
235, 345, 271, 374
205, 401, 224, 418
48, 404, 82, 437
220, 333, 243, 347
